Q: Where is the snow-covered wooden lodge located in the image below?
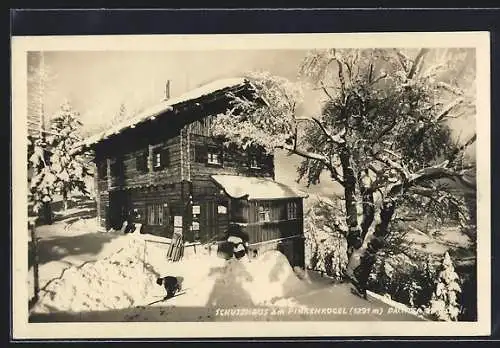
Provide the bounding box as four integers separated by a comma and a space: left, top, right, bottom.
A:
75, 78, 307, 267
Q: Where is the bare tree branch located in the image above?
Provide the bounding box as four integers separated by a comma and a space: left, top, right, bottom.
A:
448, 133, 477, 163
326, 54, 347, 101
387, 161, 474, 196
436, 97, 465, 123
368, 62, 374, 83
408, 48, 430, 79
279, 144, 345, 186
395, 50, 410, 72
436, 81, 465, 96
369, 73, 388, 85
296, 117, 346, 144
320, 81, 335, 101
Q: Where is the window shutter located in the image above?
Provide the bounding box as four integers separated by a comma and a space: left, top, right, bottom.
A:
136, 151, 148, 172
160, 148, 170, 168
218, 147, 224, 166
195, 145, 207, 163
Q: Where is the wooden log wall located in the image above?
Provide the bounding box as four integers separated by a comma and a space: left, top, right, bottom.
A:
188, 134, 274, 180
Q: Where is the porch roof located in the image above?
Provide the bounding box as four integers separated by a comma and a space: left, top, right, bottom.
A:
210, 175, 308, 200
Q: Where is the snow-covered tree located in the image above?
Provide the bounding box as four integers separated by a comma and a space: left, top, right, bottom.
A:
27, 51, 57, 224
46, 101, 92, 211
427, 252, 462, 321
304, 197, 348, 280
211, 48, 476, 292
27, 52, 57, 138
29, 139, 56, 223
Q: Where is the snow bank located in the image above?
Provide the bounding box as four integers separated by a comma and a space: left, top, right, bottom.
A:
32, 236, 312, 316
32, 238, 159, 314
240, 251, 310, 304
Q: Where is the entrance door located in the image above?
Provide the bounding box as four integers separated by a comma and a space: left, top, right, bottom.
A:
200, 200, 217, 243
109, 190, 129, 230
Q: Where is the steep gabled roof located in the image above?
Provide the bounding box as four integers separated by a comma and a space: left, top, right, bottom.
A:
74, 77, 250, 152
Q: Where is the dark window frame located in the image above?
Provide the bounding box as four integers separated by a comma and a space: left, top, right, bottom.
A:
206, 145, 224, 167
136, 150, 149, 173
257, 202, 271, 223
152, 147, 170, 171
147, 203, 165, 226
287, 201, 298, 220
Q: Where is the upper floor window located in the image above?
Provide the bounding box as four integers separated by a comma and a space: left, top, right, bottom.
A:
247, 146, 267, 170
287, 201, 298, 220
152, 147, 170, 171
154, 152, 161, 168
207, 149, 222, 166
258, 203, 271, 222
195, 144, 223, 167
136, 150, 149, 173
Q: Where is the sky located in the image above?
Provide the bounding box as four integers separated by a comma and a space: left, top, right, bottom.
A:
27, 49, 475, 197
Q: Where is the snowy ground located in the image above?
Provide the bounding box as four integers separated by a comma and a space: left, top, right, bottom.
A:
27, 205, 126, 301
27, 199, 424, 322
29, 227, 423, 322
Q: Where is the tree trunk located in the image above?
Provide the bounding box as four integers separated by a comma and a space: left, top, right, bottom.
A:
42, 202, 53, 225
353, 198, 396, 296
359, 170, 375, 242
62, 189, 68, 212
29, 222, 40, 304
339, 146, 361, 252
360, 191, 375, 241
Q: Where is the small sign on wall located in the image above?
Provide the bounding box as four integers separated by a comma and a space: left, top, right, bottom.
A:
192, 205, 200, 215
192, 221, 200, 230
174, 215, 183, 227
218, 205, 227, 214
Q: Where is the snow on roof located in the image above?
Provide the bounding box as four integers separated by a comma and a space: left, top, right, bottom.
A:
77, 77, 248, 149
211, 175, 308, 200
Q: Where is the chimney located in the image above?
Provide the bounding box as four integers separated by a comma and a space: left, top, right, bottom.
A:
164, 80, 170, 100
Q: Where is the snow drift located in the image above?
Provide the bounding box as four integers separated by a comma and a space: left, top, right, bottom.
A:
32, 235, 313, 316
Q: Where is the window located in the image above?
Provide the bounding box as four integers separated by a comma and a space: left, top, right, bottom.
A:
258, 203, 271, 222
152, 147, 170, 171
136, 150, 149, 173
247, 146, 265, 169
154, 152, 161, 168
287, 201, 298, 220
249, 155, 261, 169
195, 143, 223, 166
147, 204, 164, 225
207, 150, 222, 165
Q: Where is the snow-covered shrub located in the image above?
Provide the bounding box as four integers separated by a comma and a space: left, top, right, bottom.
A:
367, 252, 437, 312
304, 197, 348, 280
426, 252, 462, 321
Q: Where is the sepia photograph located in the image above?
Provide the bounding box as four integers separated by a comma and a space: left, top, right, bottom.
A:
11, 32, 490, 338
